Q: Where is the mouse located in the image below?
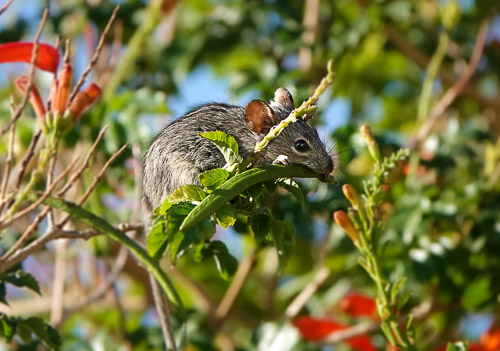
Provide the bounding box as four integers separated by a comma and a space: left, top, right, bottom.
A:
141, 87, 334, 210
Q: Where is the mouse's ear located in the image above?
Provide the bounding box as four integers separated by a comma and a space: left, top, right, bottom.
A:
245, 100, 276, 134
273, 88, 294, 110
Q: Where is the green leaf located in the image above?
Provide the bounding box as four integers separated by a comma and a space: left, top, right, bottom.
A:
170, 185, 207, 203
158, 195, 173, 215
199, 169, 230, 191
0, 314, 61, 350
390, 276, 406, 304
276, 178, 305, 209
251, 213, 271, 244
270, 218, 295, 271
462, 276, 491, 310
446, 341, 469, 351
215, 204, 237, 229
5, 270, 41, 295
199, 131, 241, 164
213, 251, 238, 280
0, 314, 16, 342
19, 317, 61, 350
209, 241, 238, 280
0, 283, 6, 305
146, 217, 167, 259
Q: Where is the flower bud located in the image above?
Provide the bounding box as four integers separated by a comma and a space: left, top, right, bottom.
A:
334, 211, 359, 244
15, 76, 46, 121
360, 125, 381, 163
53, 63, 72, 113
67, 83, 101, 122
342, 184, 360, 208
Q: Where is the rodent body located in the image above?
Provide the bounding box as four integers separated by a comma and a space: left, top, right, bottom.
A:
142, 88, 334, 210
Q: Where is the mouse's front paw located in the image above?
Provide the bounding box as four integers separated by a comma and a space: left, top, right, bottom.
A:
273, 155, 290, 166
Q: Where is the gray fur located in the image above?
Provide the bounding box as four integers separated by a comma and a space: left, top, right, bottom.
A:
142, 88, 334, 209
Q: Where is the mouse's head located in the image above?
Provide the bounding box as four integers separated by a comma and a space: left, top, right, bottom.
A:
245, 88, 334, 181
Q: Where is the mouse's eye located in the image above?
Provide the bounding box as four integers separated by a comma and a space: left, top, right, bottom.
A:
294, 139, 310, 152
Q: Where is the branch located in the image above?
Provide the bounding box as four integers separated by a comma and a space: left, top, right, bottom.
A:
0, 0, 15, 16
285, 267, 330, 319
415, 15, 492, 145
37, 196, 184, 313
68, 5, 121, 103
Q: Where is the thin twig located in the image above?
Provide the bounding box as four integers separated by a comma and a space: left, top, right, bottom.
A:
13, 129, 42, 190
151, 276, 178, 350
285, 267, 330, 319
68, 4, 120, 103
0, 0, 15, 16
57, 235, 134, 327
415, 15, 492, 145
0, 206, 51, 263
57, 143, 128, 227
0, 155, 80, 228
0, 99, 17, 211
56, 125, 109, 196
0, 3, 49, 136
0, 223, 140, 274
321, 322, 378, 344
214, 250, 257, 325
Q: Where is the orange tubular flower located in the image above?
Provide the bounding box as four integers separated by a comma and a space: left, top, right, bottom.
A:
342, 184, 360, 208
15, 76, 46, 121
53, 63, 72, 113
67, 83, 102, 122
334, 211, 359, 244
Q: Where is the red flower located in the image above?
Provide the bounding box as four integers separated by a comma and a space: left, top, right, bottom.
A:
0, 42, 60, 73
67, 83, 102, 122
340, 293, 377, 318
293, 316, 376, 351
481, 326, 500, 351
15, 76, 46, 121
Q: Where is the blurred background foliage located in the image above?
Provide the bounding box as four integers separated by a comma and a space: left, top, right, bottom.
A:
0, 0, 500, 350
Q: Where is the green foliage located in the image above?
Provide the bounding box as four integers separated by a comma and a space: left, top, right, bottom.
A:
0, 270, 40, 304
0, 313, 61, 350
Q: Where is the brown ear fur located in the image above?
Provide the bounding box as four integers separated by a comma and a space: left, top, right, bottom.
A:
245, 100, 276, 134
273, 88, 295, 110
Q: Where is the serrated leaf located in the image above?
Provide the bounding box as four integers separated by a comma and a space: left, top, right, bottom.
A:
251, 213, 271, 244
146, 217, 167, 259
200, 131, 241, 164
20, 317, 61, 350
199, 169, 230, 190
215, 204, 237, 229
6, 270, 41, 295
270, 218, 295, 271
276, 178, 305, 209
170, 185, 207, 203
213, 251, 238, 280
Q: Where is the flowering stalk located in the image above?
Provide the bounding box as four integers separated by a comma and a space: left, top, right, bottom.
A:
6, 41, 101, 218
335, 125, 413, 350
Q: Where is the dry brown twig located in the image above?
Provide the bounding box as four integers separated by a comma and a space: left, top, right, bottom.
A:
68, 4, 121, 103
57, 143, 129, 227
0, 99, 17, 213
0, 0, 15, 17
0, 155, 81, 228
415, 15, 492, 145
56, 125, 110, 196
285, 267, 331, 319
0, 2, 49, 137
